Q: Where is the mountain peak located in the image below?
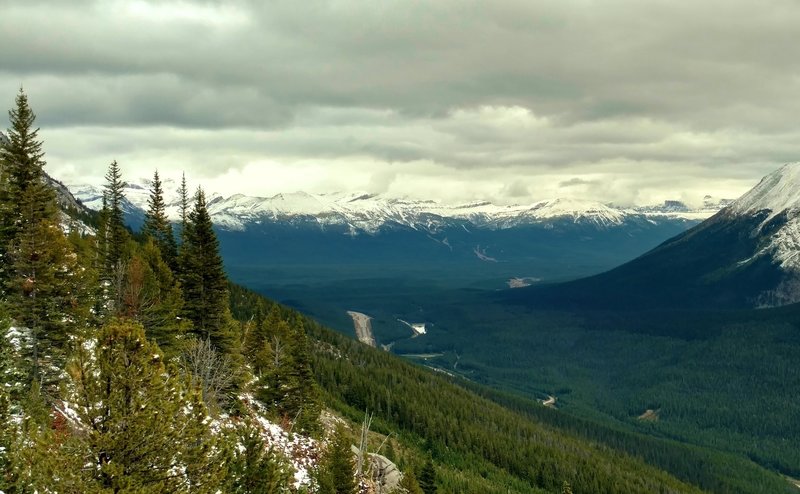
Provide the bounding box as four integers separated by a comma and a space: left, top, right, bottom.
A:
526, 197, 625, 226
730, 162, 800, 220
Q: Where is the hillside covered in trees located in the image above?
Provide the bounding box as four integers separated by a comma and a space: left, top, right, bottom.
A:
0, 91, 793, 493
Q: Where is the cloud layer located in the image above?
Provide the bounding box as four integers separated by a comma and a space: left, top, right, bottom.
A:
2, 0, 799, 205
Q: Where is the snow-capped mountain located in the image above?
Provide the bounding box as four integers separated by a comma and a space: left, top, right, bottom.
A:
507, 162, 800, 310
67, 178, 728, 287
725, 163, 800, 274
68, 179, 724, 234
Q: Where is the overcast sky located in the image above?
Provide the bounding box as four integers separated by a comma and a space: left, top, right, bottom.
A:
2, 0, 799, 206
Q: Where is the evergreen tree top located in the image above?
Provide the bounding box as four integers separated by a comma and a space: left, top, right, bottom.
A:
1, 88, 46, 192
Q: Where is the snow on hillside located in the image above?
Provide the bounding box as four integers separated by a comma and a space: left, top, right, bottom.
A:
726, 163, 800, 273
727, 163, 800, 272
731, 162, 800, 220
69, 179, 723, 234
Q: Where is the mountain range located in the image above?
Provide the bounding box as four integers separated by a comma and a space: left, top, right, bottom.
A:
503, 162, 800, 309
68, 179, 728, 284
69, 178, 725, 233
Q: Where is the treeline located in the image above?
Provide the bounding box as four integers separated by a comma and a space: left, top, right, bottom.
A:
0, 90, 335, 492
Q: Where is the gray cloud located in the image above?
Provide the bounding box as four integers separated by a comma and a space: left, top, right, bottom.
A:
2, 0, 800, 205
559, 178, 596, 188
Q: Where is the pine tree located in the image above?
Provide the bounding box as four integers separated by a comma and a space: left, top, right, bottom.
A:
228, 423, 293, 494
60, 319, 228, 492
143, 170, 178, 270
9, 380, 93, 492
418, 457, 437, 494
319, 424, 357, 494
181, 188, 236, 354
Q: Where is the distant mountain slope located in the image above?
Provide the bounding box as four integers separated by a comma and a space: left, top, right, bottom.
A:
1, 130, 95, 233
503, 163, 800, 309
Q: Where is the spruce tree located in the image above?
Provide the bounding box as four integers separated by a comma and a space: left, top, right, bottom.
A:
181, 188, 236, 354
319, 424, 357, 494
179, 171, 189, 239
102, 159, 127, 273
253, 308, 320, 433
120, 240, 186, 359
0, 89, 45, 256
418, 457, 437, 494
6, 190, 84, 381
143, 170, 178, 270
0, 90, 85, 382
282, 317, 321, 433
398, 470, 424, 494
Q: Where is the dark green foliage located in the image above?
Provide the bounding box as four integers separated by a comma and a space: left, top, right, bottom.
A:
248, 307, 321, 434
228, 284, 710, 494
143, 170, 178, 271
0, 309, 14, 491
58, 318, 228, 493
179, 172, 189, 241
102, 160, 128, 273
0, 89, 45, 258
268, 270, 800, 492
0, 91, 87, 383
418, 457, 437, 494
228, 423, 293, 494
10, 380, 92, 492
181, 188, 236, 354
398, 470, 424, 494
5, 185, 84, 382
319, 424, 357, 494
120, 239, 187, 358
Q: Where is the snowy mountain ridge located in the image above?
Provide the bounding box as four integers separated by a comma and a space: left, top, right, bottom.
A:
726, 163, 800, 273
730, 162, 800, 221
68, 179, 726, 234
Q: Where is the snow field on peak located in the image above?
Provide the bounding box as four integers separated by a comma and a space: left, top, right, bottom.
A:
730, 163, 800, 220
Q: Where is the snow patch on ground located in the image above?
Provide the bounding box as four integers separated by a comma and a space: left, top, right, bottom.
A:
238, 394, 320, 490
